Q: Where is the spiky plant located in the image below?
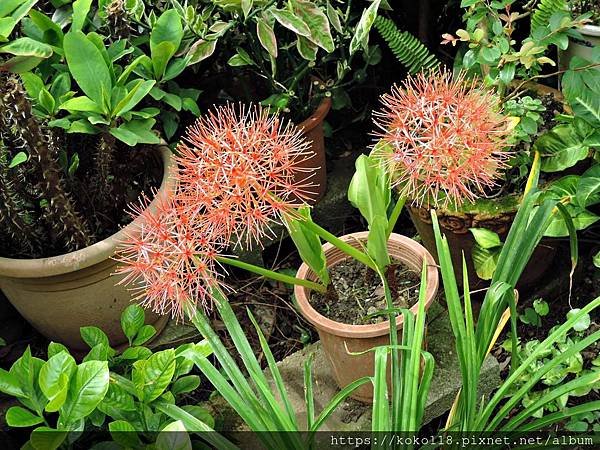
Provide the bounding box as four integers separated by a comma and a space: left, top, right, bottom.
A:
0, 72, 93, 253
104, 0, 131, 42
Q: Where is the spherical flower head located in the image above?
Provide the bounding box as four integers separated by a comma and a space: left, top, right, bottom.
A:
373, 70, 512, 208
175, 103, 316, 249
114, 191, 221, 322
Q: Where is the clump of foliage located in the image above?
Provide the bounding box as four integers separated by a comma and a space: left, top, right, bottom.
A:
0, 305, 226, 449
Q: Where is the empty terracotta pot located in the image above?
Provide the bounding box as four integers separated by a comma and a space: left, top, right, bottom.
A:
0, 146, 173, 350
294, 232, 439, 402
296, 95, 331, 204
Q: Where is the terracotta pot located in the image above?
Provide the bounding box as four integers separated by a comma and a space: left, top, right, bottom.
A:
294, 232, 439, 402
559, 24, 600, 72
407, 205, 557, 293
0, 146, 173, 350
296, 95, 331, 204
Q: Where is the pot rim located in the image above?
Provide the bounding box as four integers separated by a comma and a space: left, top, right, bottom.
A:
294, 232, 439, 339
0, 145, 174, 278
298, 95, 332, 134
581, 24, 600, 37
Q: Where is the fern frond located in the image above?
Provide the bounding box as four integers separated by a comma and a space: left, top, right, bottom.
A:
531, 0, 567, 31
374, 16, 440, 75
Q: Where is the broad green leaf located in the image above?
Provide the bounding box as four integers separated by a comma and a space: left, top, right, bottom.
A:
326, 1, 343, 33
0, 37, 52, 58
296, 35, 317, 60
470, 228, 502, 249
132, 324, 156, 345
60, 361, 109, 424
80, 326, 110, 349
568, 309, 591, 332
63, 31, 111, 108
110, 119, 160, 146
151, 9, 183, 79
10, 347, 46, 413
271, 9, 310, 37
58, 96, 102, 114
292, 0, 334, 52
6, 406, 43, 427
187, 39, 217, 65
121, 304, 145, 343
542, 204, 599, 237
594, 251, 600, 269
171, 375, 201, 396
113, 79, 156, 117
350, 0, 381, 55
256, 17, 277, 57
577, 165, 600, 207
155, 420, 192, 450
47, 342, 69, 359
39, 351, 76, 412
227, 48, 255, 66
98, 382, 135, 416
348, 154, 389, 226
29, 427, 67, 450
472, 244, 501, 280
0, 368, 23, 397
132, 349, 176, 402
20, 72, 44, 99
71, 0, 93, 32
535, 124, 590, 173
109, 420, 141, 448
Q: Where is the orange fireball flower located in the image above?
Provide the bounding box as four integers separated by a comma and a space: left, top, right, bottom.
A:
114, 191, 222, 322
373, 70, 512, 208
175, 103, 316, 248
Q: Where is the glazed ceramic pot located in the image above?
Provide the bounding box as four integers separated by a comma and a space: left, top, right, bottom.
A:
0, 147, 173, 350
559, 24, 600, 72
294, 232, 439, 402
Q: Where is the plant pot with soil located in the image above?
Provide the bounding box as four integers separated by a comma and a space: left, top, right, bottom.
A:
559, 1, 600, 70
294, 232, 438, 402
0, 9, 200, 349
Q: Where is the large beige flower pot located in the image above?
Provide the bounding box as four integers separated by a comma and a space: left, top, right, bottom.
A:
0, 147, 173, 350
559, 24, 600, 71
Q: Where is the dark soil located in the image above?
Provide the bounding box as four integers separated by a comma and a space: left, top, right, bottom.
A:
310, 259, 421, 325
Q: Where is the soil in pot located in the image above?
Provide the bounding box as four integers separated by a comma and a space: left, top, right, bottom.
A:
310, 259, 421, 325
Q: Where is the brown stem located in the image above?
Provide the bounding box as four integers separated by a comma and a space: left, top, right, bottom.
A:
0, 73, 93, 251
386, 264, 399, 300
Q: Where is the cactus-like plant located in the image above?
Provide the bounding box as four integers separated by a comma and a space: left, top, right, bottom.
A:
0, 72, 93, 252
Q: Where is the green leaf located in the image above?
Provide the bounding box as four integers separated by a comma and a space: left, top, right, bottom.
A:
350, 0, 381, 55
58, 96, 102, 114
110, 119, 160, 146
594, 251, 600, 269
568, 309, 591, 332
121, 305, 145, 343
59, 361, 109, 424
296, 35, 317, 60
38, 89, 55, 115
535, 124, 590, 173
151, 9, 183, 79
171, 375, 201, 396
120, 346, 152, 361
292, 0, 334, 53
0, 368, 23, 397
8, 151, 27, 168
63, 31, 111, 108
227, 48, 255, 67
109, 420, 141, 448
132, 324, 156, 346
348, 154, 389, 226
39, 351, 76, 412
577, 165, 600, 208
472, 243, 501, 280
256, 17, 277, 58
326, 1, 343, 33
47, 342, 69, 359
20, 72, 44, 100
71, 0, 92, 32
132, 349, 176, 402
6, 406, 44, 427
10, 347, 46, 413
29, 427, 67, 450
156, 420, 192, 450
470, 228, 502, 249
113, 79, 156, 117
284, 207, 328, 286
367, 215, 391, 269
0, 37, 53, 58
271, 9, 310, 37
533, 298, 550, 317
187, 39, 217, 65
80, 326, 110, 349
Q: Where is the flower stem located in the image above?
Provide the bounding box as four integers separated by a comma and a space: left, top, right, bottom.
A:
386, 196, 406, 238
298, 220, 377, 271
217, 256, 327, 293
